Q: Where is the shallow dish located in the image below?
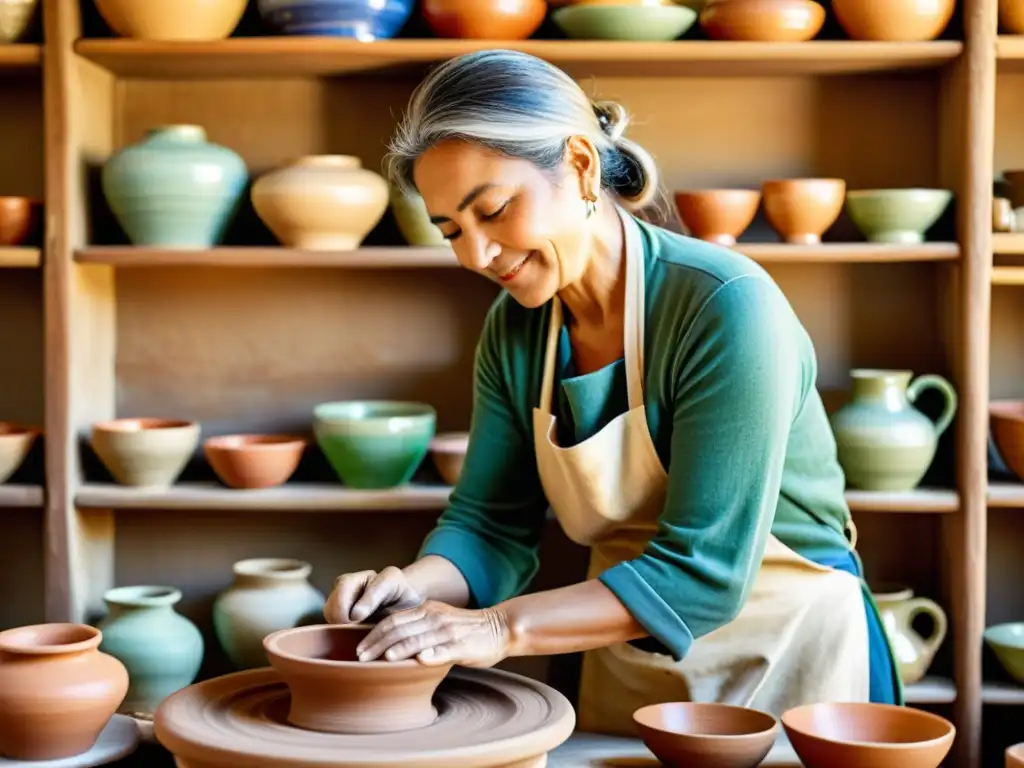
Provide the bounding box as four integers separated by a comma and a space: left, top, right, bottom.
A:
552, 4, 697, 40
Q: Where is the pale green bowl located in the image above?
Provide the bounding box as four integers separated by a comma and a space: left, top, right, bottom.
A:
845, 188, 953, 244
552, 4, 698, 41
984, 622, 1024, 684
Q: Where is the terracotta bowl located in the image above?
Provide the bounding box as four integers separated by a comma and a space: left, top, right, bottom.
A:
782, 702, 955, 768
633, 702, 778, 768
94, 0, 247, 41
421, 0, 547, 39
0, 196, 40, 246
831, 0, 955, 42
761, 178, 846, 244
984, 622, 1024, 684
699, 0, 825, 42
990, 400, 1024, 481
674, 189, 761, 246
0, 423, 38, 484
429, 431, 469, 486
1008, 743, 1024, 768
90, 418, 200, 488
1001, 0, 1024, 35
264, 624, 453, 734
203, 434, 307, 490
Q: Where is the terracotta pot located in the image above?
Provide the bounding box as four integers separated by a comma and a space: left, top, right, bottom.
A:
674, 189, 760, 246
0, 623, 129, 760
1001, 0, 1024, 34
0, 422, 37, 484
90, 418, 200, 488
761, 178, 845, 244
633, 702, 778, 768
422, 0, 547, 39
94, 0, 247, 40
429, 431, 469, 486
252, 155, 389, 251
831, 0, 955, 42
870, 586, 947, 686
264, 624, 453, 733
991, 400, 1024, 481
1008, 742, 1024, 768
203, 434, 307, 490
699, 0, 825, 42
0, 0, 38, 43
0, 196, 40, 246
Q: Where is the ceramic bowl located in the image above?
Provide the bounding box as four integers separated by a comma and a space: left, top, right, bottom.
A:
390, 186, 449, 247
674, 190, 761, 246
552, 4, 698, 40
990, 400, 1024, 481
984, 622, 1024, 684
1008, 743, 1024, 768
203, 434, 307, 490
844, 188, 953, 244
782, 702, 955, 768
256, 0, 415, 40
0, 423, 38, 484
0, 197, 40, 247
831, 0, 955, 42
313, 401, 435, 489
633, 702, 778, 768
0, 0, 38, 43
422, 0, 546, 39
1001, 0, 1024, 35
761, 178, 845, 244
90, 418, 200, 488
94, 0, 246, 40
264, 624, 452, 734
699, 0, 825, 42
429, 431, 469, 486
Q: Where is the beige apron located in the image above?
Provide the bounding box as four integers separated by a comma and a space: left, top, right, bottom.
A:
532, 207, 870, 736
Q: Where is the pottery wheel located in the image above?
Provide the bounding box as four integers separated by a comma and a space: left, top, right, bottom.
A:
0, 714, 140, 767
155, 666, 576, 768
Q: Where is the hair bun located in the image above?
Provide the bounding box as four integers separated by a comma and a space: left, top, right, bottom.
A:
593, 100, 629, 143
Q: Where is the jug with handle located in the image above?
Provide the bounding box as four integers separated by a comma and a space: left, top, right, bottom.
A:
871, 586, 948, 686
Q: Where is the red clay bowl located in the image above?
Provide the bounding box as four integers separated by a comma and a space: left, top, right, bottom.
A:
203, 434, 306, 489
633, 702, 778, 768
263, 624, 453, 734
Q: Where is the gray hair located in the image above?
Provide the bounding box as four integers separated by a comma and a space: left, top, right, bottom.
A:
385, 49, 661, 212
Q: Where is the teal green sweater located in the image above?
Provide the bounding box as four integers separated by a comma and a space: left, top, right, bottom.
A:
418, 216, 854, 661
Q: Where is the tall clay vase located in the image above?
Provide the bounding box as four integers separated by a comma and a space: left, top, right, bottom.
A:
212, 558, 326, 670
101, 125, 248, 248
830, 369, 958, 492
0, 623, 129, 760
96, 586, 205, 716
251, 155, 389, 250
871, 586, 947, 686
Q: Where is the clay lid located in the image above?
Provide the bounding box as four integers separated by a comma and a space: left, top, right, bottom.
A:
633, 702, 778, 768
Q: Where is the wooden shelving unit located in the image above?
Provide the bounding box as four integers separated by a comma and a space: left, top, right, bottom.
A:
0, 247, 41, 267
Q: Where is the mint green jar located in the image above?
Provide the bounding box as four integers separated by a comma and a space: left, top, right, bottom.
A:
96, 585, 204, 715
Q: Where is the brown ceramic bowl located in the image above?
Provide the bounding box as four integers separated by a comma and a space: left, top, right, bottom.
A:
831, 0, 955, 42
761, 178, 845, 244
0, 197, 40, 246
421, 0, 547, 39
429, 431, 469, 486
1001, 0, 1024, 34
633, 702, 778, 768
674, 189, 761, 246
203, 434, 306, 490
0, 423, 39, 484
991, 400, 1024, 482
1008, 743, 1024, 768
782, 702, 954, 768
700, 0, 825, 42
264, 624, 453, 735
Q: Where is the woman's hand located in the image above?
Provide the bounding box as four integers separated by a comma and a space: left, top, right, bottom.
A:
355, 600, 512, 668
324, 567, 425, 625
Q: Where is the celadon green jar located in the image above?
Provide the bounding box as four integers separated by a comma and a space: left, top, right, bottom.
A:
96, 585, 204, 715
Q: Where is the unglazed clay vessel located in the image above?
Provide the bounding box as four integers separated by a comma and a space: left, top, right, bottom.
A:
674, 189, 760, 246
252, 155, 389, 250
97, 586, 204, 716
1008, 742, 1024, 768
990, 400, 1024, 481
264, 624, 452, 734
830, 369, 957, 492
845, 188, 953, 244
90, 418, 200, 488
390, 185, 450, 247
633, 702, 778, 768
0, 0, 37, 43
429, 431, 469, 486
831, 0, 955, 41
203, 434, 307, 490
699, 0, 825, 42
257, 0, 415, 40
0, 623, 129, 760
761, 178, 845, 244
0, 422, 37, 484
871, 586, 947, 686
782, 702, 954, 768
0, 196, 40, 245
94, 0, 247, 40
212, 558, 326, 670
422, 0, 547, 39
1001, 0, 1024, 34
984, 622, 1024, 683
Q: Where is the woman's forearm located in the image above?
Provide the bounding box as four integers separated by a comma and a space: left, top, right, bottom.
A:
402, 555, 472, 608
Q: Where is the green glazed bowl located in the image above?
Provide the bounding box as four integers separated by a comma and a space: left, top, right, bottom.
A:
984, 623, 1024, 684
845, 188, 953, 244
313, 401, 436, 490
552, 4, 698, 41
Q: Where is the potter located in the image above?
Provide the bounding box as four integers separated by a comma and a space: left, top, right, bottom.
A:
326, 50, 902, 733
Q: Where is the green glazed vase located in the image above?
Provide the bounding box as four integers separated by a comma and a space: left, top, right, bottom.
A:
96, 585, 204, 715
830, 369, 958, 492
101, 124, 248, 248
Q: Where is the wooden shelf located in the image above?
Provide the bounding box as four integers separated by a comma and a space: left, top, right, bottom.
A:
988, 482, 1024, 508
72, 38, 964, 80
0, 44, 41, 73
906, 676, 957, 704
0, 484, 42, 507
982, 681, 1024, 705
992, 233, 1024, 254
0, 248, 40, 268
845, 487, 959, 513
997, 35, 1024, 71
992, 266, 1024, 285
736, 243, 959, 263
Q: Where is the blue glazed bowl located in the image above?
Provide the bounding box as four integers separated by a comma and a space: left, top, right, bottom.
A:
257, 0, 414, 40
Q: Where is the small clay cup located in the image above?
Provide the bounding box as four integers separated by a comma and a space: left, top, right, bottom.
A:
0, 422, 38, 484
1008, 743, 1024, 768
990, 400, 1024, 482
264, 624, 452, 734
782, 702, 954, 768
429, 431, 469, 486
90, 418, 200, 488
761, 178, 845, 244
203, 434, 307, 490
0, 197, 40, 246
831, 0, 955, 41
699, 0, 825, 42
422, 0, 547, 40
634, 702, 778, 768
674, 190, 761, 246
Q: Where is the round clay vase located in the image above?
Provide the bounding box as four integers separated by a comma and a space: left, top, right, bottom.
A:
93, 0, 247, 40
422, 0, 547, 40
674, 189, 761, 246
257, 0, 415, 40
0, 422, 38, 484
699, 0, 825, 42
0, 623, 129, 760
101, 125, 248, 248
761, 178, 845, 244
264, 624, 453, 734
830, 369, 958, 492
390, 185, 449, 247
0, 0, 38, 44
212, 558, 326, 670
870, 586, 947, 686
96, 586, 205, 716
831, 0, 955, 42
90, 418, 200, 488
203, 434, 307, 490
251, 155, 389, 251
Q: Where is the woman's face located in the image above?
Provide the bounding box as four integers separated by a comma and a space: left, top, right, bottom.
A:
412, 137, 598, 309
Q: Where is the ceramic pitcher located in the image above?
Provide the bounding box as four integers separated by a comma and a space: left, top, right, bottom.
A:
830, 369, 958, 491
871, 587, 947, 686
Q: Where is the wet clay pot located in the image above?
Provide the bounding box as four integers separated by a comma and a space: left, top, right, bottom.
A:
0, 196, 40, 246
830, 369, 957, 492
633, 702, 778, 768
0, 422, 38, 484
674, 189, 760, 246
831, 0, 955, 41
422, 0, 547, 39
264, 624, 453, 733
0, 0, 38, 43
871, 586, 947, 686
699, 0, 825, 42
761, 178, 845, 244
0, 623, 129, 760
429, 431, 469, 486
94, 0, 247, 40
90, 418, 200, 488
203, 434, 307, 490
